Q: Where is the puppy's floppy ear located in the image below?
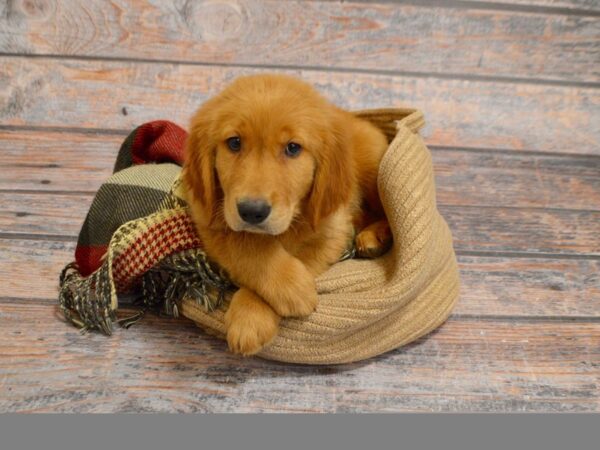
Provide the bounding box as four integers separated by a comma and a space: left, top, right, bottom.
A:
183, 106, 219, 225
306, 111, 354, 228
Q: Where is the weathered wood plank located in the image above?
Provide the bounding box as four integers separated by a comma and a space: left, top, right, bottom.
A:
1, 58, 599, 154
0, 239, 73, 300
1, 1, 598, 83
1, 129, 599, 210
443, 206, 600, 256
455, 255, 600, 317
0, 192, 93, 236
433, 149, 600, 210
0, 303, 597, 412
1, 238, 598, 317
0, 130, 122, 192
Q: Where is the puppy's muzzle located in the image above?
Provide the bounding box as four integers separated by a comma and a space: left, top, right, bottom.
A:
237, 198, 272, 225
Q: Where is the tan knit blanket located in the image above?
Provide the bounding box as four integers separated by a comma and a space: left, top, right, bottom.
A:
181, 108, 460, 364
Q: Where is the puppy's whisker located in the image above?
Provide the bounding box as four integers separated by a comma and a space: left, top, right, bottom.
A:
214, 200, 226, 221
289, 213, 309, 233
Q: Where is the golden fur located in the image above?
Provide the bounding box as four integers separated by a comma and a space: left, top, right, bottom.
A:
183, 74, 391, 355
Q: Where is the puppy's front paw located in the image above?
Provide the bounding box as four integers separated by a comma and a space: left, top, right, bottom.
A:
225, 288, 280, 356
355, 220, 393, 258
264, 258, 317, 318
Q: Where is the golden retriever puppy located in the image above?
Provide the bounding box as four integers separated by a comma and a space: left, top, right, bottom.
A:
183, 74, 391, 355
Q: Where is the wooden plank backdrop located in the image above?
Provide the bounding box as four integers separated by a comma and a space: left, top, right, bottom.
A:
2, 58, 599, 154
1, 0, 598, 83
0, 0, 598, 412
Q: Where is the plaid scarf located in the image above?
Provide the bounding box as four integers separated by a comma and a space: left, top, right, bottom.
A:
59, 121, 234, 334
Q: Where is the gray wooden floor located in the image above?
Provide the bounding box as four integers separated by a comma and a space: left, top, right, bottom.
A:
0, 0, 599, 412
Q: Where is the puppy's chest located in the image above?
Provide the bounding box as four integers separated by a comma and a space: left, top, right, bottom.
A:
278, 231, 313, 256
278, 209, 354, 257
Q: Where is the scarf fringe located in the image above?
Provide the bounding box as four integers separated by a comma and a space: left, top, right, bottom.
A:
141, 249, 233, 317
59, 262, 116, 334
59, 249, 234, 334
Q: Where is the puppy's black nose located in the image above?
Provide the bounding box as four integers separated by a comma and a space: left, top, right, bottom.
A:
237, 199, 271, 225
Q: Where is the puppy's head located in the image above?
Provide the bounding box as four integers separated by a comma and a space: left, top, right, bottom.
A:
184, 74, 353, 234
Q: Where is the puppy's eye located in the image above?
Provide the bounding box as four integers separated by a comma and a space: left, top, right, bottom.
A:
284, 142, 302, 158
226, 136, 241, 152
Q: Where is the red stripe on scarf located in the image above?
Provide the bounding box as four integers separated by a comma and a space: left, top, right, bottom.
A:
131, 120, 188, 166
75, 245, 109, 277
